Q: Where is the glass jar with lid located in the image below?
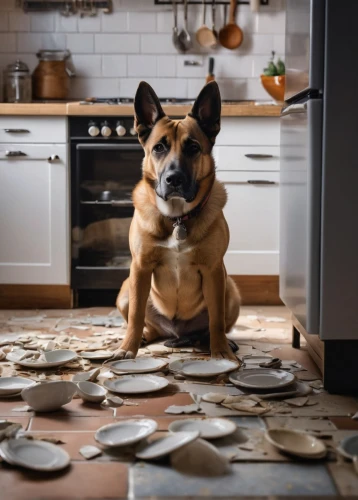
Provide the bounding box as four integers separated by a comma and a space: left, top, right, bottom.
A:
32, 50, 75, 100
3, 60, 32, 103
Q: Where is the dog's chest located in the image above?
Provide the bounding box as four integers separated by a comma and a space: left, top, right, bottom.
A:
158, 234, 195, 281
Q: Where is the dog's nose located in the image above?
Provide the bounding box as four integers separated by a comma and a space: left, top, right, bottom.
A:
165, 171, 185, 188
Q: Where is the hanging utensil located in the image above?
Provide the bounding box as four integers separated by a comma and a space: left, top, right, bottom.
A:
211, 0, 218, 46
206, 57, 215, 83
172, 0, 185, 52
196, 0, 217, 48
219, 0, 244, 50
178, 0, 192, 52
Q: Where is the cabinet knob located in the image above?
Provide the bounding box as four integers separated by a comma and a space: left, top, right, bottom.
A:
101, 124, 112, 137
129, 127, 137, 136
116, 123, 126, 136
88, 125, 100, 137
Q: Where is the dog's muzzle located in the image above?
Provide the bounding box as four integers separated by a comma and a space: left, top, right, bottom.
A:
156, 166, 198, 202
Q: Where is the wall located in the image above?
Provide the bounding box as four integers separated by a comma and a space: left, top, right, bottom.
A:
0, 0, 285, 100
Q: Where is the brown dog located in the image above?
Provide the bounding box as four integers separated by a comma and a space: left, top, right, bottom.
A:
114, 80, 240, 361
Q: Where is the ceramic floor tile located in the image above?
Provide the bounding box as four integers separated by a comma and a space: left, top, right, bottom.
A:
130, 462, 337, 497
114, 393, 194, 417
329, 417, 358, 430
0, 462, 128, 500
0, 416, 31, 430
0, 400, 34, 418
29, 416, 116, 432
141, 415, 202, 431
328, 462, 358, 496
265, 417, 337, 432
48, 398, 114, 417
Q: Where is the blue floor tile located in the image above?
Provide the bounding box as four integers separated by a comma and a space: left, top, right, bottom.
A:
131, 462, 337, 497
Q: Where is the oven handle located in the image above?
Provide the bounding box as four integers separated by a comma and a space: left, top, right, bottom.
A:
76, 143, 143, 150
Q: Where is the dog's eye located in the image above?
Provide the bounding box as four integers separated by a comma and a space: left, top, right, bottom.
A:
188, 142, 201, 155
153, 143, 165, 154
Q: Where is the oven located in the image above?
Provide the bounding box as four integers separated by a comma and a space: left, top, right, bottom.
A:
69, 116, 143, 304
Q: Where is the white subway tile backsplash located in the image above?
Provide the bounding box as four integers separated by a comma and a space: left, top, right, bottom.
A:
55, 13, 77, 33
128, 12, 156, 33
95, 34, 139, 53
78, 15, 101, 33
101, 11, 128, 33
128, 55, 156, 77
102, 55, 127, 77
0, 13, 8, 31
66, 34, 94, 54
0, 2, 285, 100
9, 11, 30, 32
141, 34, 176, 54
157, 55, 176, 77
72, 54, 102, 77
30, 13, 54, 33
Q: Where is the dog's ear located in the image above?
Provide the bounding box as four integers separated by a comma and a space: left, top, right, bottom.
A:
189, 81, 221, 144
134, 81, 166, 143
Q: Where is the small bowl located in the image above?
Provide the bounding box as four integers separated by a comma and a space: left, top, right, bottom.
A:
265, 428, 327, 459
260, 75, 285, 103
21, 381, 77, 412
76, 381, 107, 404
337, 434, 358, 460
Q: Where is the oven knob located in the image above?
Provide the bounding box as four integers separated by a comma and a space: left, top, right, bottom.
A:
101, 124, 112, 137
129, 127, 137, 136
88, 125, 100, 137
116, 123, 126, 137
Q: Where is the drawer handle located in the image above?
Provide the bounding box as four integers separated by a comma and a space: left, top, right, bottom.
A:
245, 154, 274, 159
4, 129, 30, 133
47, 154, 60, 163
247, 179, 276, 185
5, 150, 27, 157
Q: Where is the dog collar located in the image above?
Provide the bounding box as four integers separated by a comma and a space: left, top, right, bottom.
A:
168, 192, 211, 241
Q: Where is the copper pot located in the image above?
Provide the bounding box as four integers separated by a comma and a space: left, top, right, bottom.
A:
32, 50, 75, 100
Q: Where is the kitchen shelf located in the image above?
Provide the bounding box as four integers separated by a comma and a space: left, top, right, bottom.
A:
20, 0, 112, 13
155, 1, 269, 5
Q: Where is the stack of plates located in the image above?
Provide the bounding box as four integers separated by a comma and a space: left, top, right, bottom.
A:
0, 377, 36, 399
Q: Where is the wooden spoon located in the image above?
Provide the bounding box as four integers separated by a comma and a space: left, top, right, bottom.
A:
219, 0, 243, 50
196, 0, 217, 48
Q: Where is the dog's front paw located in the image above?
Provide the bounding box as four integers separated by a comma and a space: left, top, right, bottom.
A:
211, 345, 238, 363
109, 341, 139, 361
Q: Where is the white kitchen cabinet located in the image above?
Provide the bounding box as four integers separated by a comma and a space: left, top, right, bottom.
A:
0, 142, 69, 285
0, 117, 67, 143
215, 117, 280, 275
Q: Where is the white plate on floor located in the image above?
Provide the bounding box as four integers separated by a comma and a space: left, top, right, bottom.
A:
265, 429, 327, 459
108, 358, 168, 375
6, 349, 77, 369
169, 418, 237, 439
0, 438, 70, 471
0, 377, 36, 396
79, 351, 114, 360
0, 391, 22, 399
169, 358, 238, 377
103, 375, 169, 394
135, 431, 199, 460
229, 369, 295, 390
95, 419, 157, 448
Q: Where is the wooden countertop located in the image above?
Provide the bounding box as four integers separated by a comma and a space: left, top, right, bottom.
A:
0, 101, 282, 117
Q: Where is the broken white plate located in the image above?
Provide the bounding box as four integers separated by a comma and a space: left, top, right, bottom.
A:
0, 438, 70, 471
108, 358, 168, 374
76, 381, 107, 403
169, 358, 238, 377
135, 431, 199, 460
21, 381, 77, 412
79, 445, 102, 460
169, 418, 236, 439
95, 419, 157, 448
170, 438, 230, 476
72, 367, 101, 383
7, 349, 77, 369
229, 369, 295, 390
103, 375, 169, 394
265, 428, 327, 459
0, 377, 36, 396
79, 351, 114, 360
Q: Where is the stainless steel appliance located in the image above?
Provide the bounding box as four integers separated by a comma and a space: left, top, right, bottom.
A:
280, 0, 358, 392
70, 114, 142, 306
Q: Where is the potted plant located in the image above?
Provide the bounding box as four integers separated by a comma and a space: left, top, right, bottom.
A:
260, 51, 285, 103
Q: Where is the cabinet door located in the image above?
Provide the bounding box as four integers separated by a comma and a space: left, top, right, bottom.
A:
216, 171, 279, 275
0, 144, 69, 284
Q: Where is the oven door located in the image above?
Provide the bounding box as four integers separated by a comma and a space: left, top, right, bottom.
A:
71, 142, 143, 289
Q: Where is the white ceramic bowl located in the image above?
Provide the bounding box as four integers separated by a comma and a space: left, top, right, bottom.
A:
21, 381, 77, 412
265, 428, 327, 459
76, 381, 107, 403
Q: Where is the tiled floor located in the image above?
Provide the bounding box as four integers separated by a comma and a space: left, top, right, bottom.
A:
0, 305, 358, 499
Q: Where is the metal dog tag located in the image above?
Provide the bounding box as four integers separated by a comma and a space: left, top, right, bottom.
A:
173, 219, 187, 241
